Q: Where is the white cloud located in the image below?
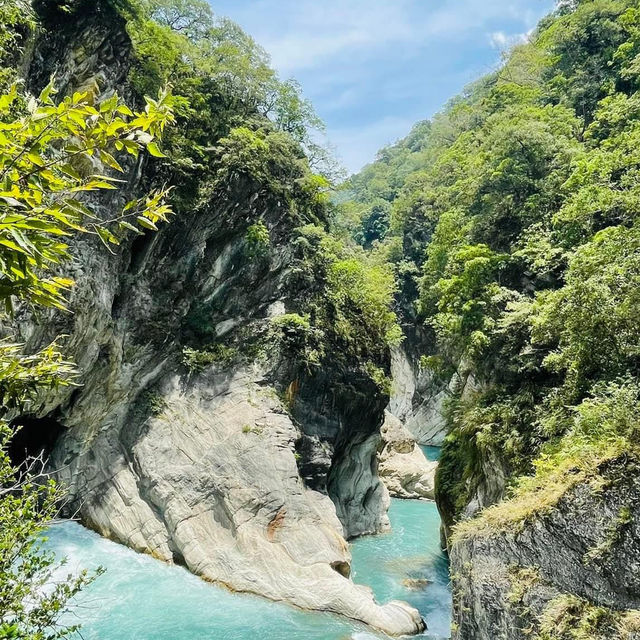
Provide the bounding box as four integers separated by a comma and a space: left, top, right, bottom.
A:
213, 0, 555, 173
257, 0, 415, 75
223, 0, 545, 75
324, 86, 362, 112
489, 29, 532, 50
489, 31, 509, 48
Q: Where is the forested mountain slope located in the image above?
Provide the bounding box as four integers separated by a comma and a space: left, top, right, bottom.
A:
337, 1, 640, 637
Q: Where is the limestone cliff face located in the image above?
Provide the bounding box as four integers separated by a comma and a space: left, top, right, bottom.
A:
291, 364, 393, 539
378, 411, 436, 501
389, 344, 448, 446
450, 457, 640, 639
11, 3, 425, 635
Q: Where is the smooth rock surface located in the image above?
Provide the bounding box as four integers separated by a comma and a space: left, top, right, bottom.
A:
53, 368, 424, 636
389, 346, 449, 446
378, 412, 437, 500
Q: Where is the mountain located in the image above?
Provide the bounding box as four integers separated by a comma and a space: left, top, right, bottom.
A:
337, 1, 640, 637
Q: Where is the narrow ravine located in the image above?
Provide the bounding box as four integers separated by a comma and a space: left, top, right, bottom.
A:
45, 469, 451, 639
349, 445, 451, 638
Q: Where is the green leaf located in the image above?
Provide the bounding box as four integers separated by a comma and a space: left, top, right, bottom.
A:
99, 150, 124, 173
96, 226, 120, 246
0, 84, 18, 111
116, 105, 134, 117
59, 164, 82, 181
0, 196, 26, 209
99, 94, 119, 113
146, 142, 166, 158
118, 220, 142, 234
136, 216, 158, 231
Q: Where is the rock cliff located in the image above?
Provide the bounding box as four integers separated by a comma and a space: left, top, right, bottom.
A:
389, 344, 448, 446
450, 456, 640, 640
8, 1, 424, 635
378, 411, 437, 500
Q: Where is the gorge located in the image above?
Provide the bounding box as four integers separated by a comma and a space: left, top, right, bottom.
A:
44, 495, 450, 639
3, 1, 640, 639
2, 0, 446, 636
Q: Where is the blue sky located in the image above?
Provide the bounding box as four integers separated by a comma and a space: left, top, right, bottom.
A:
211, 0, 556, 174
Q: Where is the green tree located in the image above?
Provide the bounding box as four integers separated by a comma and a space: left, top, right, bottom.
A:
118, 0, 339, 181
146, 0, 212, 40
358, 198, 391, 248
336, 0, 640, 539
0, 0, 33, 90
0, 79, 175, 638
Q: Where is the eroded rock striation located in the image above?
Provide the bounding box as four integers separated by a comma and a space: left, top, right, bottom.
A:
389, 345, 448, 446
450, 457, 640, 640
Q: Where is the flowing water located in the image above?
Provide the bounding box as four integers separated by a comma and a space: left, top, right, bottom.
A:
420, 446, 443, 463
350, 500, 451, 639
45, 452, 450, 639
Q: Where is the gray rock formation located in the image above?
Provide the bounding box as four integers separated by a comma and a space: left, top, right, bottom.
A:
291, 370, 393, 540
52, 365, 423, 635
8, 4, 425, 635
378, 412, 437, 500
389, 346, 448, 445
450, 456, 640, 639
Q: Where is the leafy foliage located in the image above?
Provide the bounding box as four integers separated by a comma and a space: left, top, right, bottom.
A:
0, 425, 100, 640
452, 379, 640, 541
270, 313, 322, 367
112, 0, 339, 180
284, 224, 402, 388
213, 123, 328, 223
244, 220, 270, 258
0, 0, 33, 90
0, 66, 175, 639
337, 0, 640, 530
181, 344, 236, 373
0, 82, 175, 310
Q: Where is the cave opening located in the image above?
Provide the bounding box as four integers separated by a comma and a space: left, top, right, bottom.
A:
8, 416, 66, 469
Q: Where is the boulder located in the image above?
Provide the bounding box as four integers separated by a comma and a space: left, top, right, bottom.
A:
378, 412, 437, 500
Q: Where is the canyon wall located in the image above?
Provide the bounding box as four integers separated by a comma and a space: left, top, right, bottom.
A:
9, 2, 424, 635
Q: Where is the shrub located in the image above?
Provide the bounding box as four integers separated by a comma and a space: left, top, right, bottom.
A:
363, 361, 392, 395
181, 344, 236, 373
245, 221, 270, 258
453, 379, 640, 540
326, 258, 403, 351
270, 314, 322, 367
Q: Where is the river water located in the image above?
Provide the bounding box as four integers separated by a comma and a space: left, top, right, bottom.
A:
45, 450, 450, 639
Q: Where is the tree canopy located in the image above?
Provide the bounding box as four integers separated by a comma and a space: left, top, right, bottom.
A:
335, 0, 640, 529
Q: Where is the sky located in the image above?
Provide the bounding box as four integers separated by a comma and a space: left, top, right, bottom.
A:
210, 0, 557, 175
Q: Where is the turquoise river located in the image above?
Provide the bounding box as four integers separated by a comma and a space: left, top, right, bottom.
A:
46, 446, 450, 639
